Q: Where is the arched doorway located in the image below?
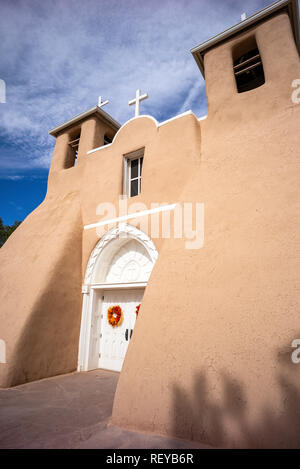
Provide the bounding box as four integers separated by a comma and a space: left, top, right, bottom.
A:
77, 224, 158, 372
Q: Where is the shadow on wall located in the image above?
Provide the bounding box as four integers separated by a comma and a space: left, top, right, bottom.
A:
6, 229, 82, 387
172, 371, 300, 448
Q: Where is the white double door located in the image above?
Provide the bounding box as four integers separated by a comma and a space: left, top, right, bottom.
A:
98, 289, 144, 372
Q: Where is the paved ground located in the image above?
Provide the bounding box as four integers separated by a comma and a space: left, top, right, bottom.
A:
0, 370, 210, 449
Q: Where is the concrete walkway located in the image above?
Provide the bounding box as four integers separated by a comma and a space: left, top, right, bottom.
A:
0, 370, 209, 449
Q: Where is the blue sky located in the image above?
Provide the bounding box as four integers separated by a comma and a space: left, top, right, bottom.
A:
0, 0, 273, 224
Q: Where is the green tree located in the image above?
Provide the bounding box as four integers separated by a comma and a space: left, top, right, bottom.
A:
0, 218, 21, 247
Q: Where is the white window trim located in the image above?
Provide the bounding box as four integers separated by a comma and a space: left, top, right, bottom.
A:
123, 148, 144, 197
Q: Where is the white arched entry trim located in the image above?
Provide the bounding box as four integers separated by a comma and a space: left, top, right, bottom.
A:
78, 224, 158, 372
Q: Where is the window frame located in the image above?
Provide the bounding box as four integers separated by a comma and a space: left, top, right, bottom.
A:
123, 148, 144, 197
68, 131, 81, 166
104, 134, 112, 145
233, 46, 265, 93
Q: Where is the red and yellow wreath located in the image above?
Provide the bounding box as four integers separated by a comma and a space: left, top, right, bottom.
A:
107, 305, 123, 327
136, 303, 141, 316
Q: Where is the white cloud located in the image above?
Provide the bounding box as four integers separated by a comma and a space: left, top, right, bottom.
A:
6, 175, 24, 181
0, 0, 271, 173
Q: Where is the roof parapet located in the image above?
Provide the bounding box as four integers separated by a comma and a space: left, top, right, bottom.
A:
49, 106, 121, 137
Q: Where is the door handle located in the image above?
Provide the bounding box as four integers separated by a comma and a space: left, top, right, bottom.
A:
125, 329, 128, 341
130, 329, 133, 339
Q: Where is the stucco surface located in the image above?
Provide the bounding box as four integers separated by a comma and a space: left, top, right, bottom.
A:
0, 106, 200, 389
81, 112, 201, 273
0, 193, 82, 387
111, 14, 300, 448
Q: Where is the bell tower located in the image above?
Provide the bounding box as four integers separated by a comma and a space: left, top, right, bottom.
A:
48, 105, 120, 172
191, 0, 300, 120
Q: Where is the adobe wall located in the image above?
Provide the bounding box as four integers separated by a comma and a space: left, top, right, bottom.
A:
0, 194, 82, 387
111, 13, 300, 448
0, 110, 201, 387
81, 113, 201, 276
0, 119, 88, 387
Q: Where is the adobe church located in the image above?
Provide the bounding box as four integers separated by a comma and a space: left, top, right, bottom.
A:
1, 0, 300, 448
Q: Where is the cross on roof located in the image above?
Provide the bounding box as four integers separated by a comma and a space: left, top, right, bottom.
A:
98, 96, 109, 108
241, 12, 247, 21
128, 89, 148, 117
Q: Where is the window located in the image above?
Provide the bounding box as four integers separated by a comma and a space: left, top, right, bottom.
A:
68, 131, 81, 165
129, 157, 143, 197
233, 46, 265, 93
123, 148, 144, 197
104, 134, 112, 145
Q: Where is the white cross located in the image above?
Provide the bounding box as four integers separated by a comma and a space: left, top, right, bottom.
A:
98, 96, 109, 108
128, 89, 148, 117
241, 12, 246, 21
126, 261, 139, 282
